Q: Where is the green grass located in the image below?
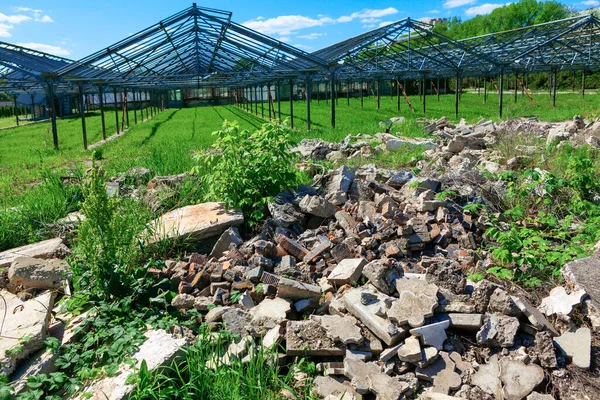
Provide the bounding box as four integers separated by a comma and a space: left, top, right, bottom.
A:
0, 117, 16, 129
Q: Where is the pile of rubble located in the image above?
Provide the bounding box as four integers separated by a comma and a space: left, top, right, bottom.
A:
1, 115, 600, 399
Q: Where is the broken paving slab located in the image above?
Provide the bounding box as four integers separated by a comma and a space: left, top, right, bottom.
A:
342, 286, 406, 346
499, 358, 544, 400
0, 291, 55, 376
512, 295, 559, 336
76, 329, 187, 400
538, 286, 586, 317
8, 256, 71, 290
344, 358, 408, 399
471, 354, 503, 399
248, 298, 290, 335
410, 321, 449, 350
562, 256, 600, 326
553, 327, 591, 369
432, 313, 483, 331
388, 291, 437, 328
147, 202, 243, 243
286, 320, 346, 356
310, 315, 363, 345
313, 376, 360, 400
0, 237, 68, 269
327, 258, 368, 286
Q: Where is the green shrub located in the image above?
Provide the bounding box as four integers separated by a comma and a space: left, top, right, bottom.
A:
192, 120, 301, 224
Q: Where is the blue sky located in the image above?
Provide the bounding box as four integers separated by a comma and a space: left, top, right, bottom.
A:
0, 0, 595, 59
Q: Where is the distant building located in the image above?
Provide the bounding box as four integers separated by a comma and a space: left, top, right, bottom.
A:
420, 18, 448, 26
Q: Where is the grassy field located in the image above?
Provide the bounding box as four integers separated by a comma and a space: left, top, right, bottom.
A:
1, 91, 598, 208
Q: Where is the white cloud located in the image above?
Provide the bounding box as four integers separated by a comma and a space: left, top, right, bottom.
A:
278, 36, 290, 42
16, 42, 70, 56
36, 15, 53, 23
582, 0, 600, 6
444, 0, 477, 8
465, 3, 507, 15
243, 15, 334, 36
293, 44, 313, 50
297, 33, 325, 40
0, 23, 12, 37
378, 21, 395, 28
427, 9, 441, 14
0, 12, 31, 24
243, 7, 400, 36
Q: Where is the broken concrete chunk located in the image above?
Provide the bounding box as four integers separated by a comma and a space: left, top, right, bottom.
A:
432, 313, 483, 331
499, 358, 544, 400
343, 286, 405, 346
527, 392, 555, 400
535, 331, 557, 369
344, 358, 408, 399
0, 291, 55, 376
8, 256, 70, 289
410, 321, 449, 350
512, 295, 559, 336
311, 315, 363, 345
0, 237, 68, 269
553, 327, 591, 369
249, 298, 290, 335
328, 258, 367, 286
397, 336, 422, 362
299, 195, 337, 218
276, 276, 321, 299
76, 329, 186, 400
395, 276, 439, 298
286, 320, 345, 356
147, 202, 244, 243
362, 259, 402, 295
415, 351, 454, 382
562, 256, 600, 327
388, 291, 437, 327
476, 315, 519, 348
471, 354, 503, 399
313, 376, 359, 400
262, 325, 283, 349
538, 286, 586, 317
221, 308, 251, 337
171, 293, 195, 309
209, 227, 243, 259
488, 288, 521, 317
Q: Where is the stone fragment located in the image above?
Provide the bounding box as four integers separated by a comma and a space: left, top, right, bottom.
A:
386, 137, 436, 151
8, 256, 70, 289
388, 291, 437, 327
262, 325, 283, 349
395, 276, 439, 298
488, 288, 521, 317
76, 330, 186, 400
499, 358, 544, 400
362, 259, 402, 295
472, 355, 503, 399
538, 286, 586, 316
344, 358, 408, 399
448, 352, 473, 376
299, 195, 337, 218
313, 376, 359, 400
535, 331, 557, 369
286, 320, 345, 356
311, 315, 363, 345
328, 258, 367, 286
221, 308, 251, 337
171, 294, 195, 309
335, 211, 358, 233
209, 227, 243, 259
249, 298, 290, 335
397, 336, 422, 362
410, 321, 449, 350
205, 306, 229, 323
432, 313, 483, 331
0, 291, 54, 375
476, 315, 519, 348
527, 392, 555, 400
471, 280, 500, 313
194, 296, 213, 311
342, 286, 405, 346
415, 351, 454, 382
275, 276, 321, 299
148, 202, 243, 243
562, 256, 600, 326
512, 295, 559, 336
0, 237, 68, 269
553, 328, 591, 369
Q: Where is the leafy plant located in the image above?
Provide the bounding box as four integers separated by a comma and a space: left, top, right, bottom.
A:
192, 120, 301, 224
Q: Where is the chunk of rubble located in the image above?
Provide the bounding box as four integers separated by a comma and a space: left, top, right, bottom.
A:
388, 291, 437, 328
286, 319, 345, 356
344, 358, 409, 399
342, 286, 405, 346
538, 286, 586, 317
499, 358, 544, 400
327, 258, 367, 286
76, 330, 186, 400
397, 336, 422, 362
0, 237, 69, 269
0, 291, 55, 376
8, 256, 70, 289
476, 315, 519, 348
209, 227, 243, 259
562, 256, 600, 326
553, 327, 591, 369
511, 295, 559, 336
362, 259, 402, 295
299, 195, 337, 218
410, 321, 449, 350
249, 298, 290, 335
471, 354, 503, 399
221, 308, 251, 337
147, 202, 243, 243
432, 313, 483, 331
311, 315, 363, 345
535, 331, 557, 369
313, 376, 359, 400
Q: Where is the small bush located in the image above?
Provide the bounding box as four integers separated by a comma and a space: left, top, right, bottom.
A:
192, 120, 301, 224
